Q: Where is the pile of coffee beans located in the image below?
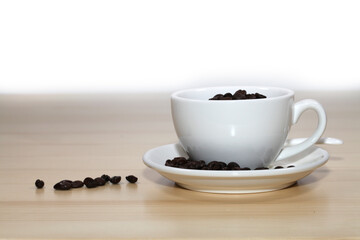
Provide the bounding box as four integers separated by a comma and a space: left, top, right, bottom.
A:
165, 157, 294, 170
209, 89, 266, 100
35, 174, 138, 191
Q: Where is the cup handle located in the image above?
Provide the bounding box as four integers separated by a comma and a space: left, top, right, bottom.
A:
276, 99, 327, 160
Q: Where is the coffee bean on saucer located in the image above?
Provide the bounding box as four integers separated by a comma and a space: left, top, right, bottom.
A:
71, 180, 84, 188
227, 162, 240, 170
169, 157, 188, 167
35, 179, 44, 189
254, 167, 269, 170
110, 176, 121, 184
126, 175, 138, 183
184, 160, 206, 169
207, 161, 222, 170
240, 167, 251, 170
208, 161, 227, 170
54, 180, 72, 190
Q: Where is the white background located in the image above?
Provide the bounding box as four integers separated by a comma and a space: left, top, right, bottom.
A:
0, 0, 359, 93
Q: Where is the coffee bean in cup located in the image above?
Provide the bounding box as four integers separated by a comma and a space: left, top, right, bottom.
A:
209, 89, 266, 100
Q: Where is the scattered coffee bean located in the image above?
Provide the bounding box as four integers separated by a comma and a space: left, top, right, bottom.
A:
54, 180, 72, 190
62, 180, 73, 184
110, 176, 121, 184
209, 89, 267, 100
41, 174, 137, 191
94, 177, 106, 186
83, 177, 98, 188
126, 175, 138, 183
35, 179, 44, 189
71, 180, 84, 188
101, 174, 111, 182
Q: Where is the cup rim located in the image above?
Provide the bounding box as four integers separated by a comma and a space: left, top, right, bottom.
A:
171, 86, 294, 102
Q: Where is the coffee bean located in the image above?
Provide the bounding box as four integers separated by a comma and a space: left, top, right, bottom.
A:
35, 179, 44, 189
110, 176, 121, 184
54, 180, 72, 190
101, 174, 111, 182
165, 157, 189, 168
240, 167, 251, 171
227, 162, 240, 170
83, 177, 93, 185
84, 177, 98, 188
287, 165, 295, 168
255, 93, 267, 99
233, 89, 247, 99
71, 180, 84, 188
223, 92, 232, 98
62, 180, 73, 184
209, 94, 223, 100
274, 166, 284, 169
254, 167, 269, 170
126, 175, 138, 183
220, 96, 233, 100
94, 177, 106, 186
207, 161, 223, 170
207, 161, 227, 170
246, 94, 257, 99
220, 93, 233, 100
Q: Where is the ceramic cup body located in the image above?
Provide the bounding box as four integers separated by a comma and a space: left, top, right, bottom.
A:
171, 86, 326, 169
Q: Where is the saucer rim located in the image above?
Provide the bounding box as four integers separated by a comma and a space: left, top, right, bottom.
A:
143, 143, 329, 178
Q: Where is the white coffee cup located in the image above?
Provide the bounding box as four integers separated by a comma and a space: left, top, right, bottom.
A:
171, 86, 327, 169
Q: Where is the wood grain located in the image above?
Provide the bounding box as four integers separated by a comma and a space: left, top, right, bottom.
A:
0, 91, 359, 239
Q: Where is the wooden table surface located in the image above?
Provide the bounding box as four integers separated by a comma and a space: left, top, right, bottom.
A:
0, 91, 359, 239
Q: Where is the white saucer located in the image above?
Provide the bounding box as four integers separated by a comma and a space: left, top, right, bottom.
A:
143, 143, 329, 194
